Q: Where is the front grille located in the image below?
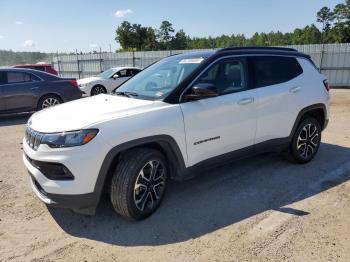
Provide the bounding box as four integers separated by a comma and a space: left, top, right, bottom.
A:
25, 127, 43, 150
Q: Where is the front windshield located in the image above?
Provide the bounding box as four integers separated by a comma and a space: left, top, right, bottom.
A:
115, 55, 205, 100
97, 68, 117, 79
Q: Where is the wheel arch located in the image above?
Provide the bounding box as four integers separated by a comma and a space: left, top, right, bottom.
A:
290, 103, 327, 138
93, 135, 186, 202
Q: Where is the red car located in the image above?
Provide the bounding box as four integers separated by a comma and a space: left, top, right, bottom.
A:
13, 64, 58, 76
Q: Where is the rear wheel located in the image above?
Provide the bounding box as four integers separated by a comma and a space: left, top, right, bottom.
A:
110, 148, 168, 220
91, 85, 107, 96
38, 95, 62, 110
286, 117, 321, 163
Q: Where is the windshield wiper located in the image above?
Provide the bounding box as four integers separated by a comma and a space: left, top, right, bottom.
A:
114, 91, 139, 98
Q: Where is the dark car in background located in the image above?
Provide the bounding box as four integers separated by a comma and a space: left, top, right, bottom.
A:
13, 64, 58, 76
0, 68, 82, 114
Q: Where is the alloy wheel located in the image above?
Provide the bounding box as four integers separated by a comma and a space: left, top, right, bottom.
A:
91, 86, 106, 95
42, 97, 60, 109
133, 160, 166, 212
296, 123, 320, 159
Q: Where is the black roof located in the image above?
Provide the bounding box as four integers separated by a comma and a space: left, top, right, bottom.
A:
170, 46, 309, 61
217, 46, 298, 52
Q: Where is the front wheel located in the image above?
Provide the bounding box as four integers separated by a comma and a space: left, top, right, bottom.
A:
110, 148, 168, 220
286, 117, 322, 164
91, 85, 106, 96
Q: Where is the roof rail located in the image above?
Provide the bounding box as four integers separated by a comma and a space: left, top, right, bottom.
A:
217, 46, 298, 53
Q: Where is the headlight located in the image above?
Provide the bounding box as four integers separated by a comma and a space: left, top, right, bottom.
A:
41, 129, 99, 148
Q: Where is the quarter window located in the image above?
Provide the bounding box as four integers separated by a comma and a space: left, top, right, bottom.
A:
194, 58, 246, 95
251, 56, 303, 88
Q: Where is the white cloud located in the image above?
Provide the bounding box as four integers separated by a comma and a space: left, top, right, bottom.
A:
24, 40, 35, 47
89, 43, 98, 48
15, 21, 23, 25
114, 9, 133, 18
0, 35, 4, 39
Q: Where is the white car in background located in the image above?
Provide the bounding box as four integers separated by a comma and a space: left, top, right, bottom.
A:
77, 67, 142, 96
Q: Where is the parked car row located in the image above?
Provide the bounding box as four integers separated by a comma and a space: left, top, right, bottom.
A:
0, 66, 142, 115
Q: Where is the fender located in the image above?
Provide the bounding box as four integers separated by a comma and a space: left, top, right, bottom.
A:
92, 135, 186, 204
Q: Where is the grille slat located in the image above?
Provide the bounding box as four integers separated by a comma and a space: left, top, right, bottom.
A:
25, 127, 43, 151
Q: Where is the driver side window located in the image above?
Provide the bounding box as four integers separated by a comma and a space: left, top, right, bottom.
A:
115, 69, 128, 78
194, 58, 247, 95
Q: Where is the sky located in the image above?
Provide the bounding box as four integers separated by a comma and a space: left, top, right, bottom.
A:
0, 0, 341, 53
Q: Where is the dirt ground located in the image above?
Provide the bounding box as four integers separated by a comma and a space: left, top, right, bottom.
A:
1, 89, 350, 262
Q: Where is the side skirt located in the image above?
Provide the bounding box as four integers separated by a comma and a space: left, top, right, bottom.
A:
180, 137, 291, 180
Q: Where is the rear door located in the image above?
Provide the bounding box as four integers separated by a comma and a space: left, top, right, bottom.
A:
1, 71, 42, 112
250, 56, 305, 144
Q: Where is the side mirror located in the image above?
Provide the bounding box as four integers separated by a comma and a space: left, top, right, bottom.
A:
184, 83, 219, 101
112, 74, 119, 80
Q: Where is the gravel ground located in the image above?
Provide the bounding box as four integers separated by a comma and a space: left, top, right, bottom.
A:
1, 89, 350, 262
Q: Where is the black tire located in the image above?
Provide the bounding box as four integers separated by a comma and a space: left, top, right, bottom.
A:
37, 94, 62, 110
286, 117, 322, 164
91, 85, 107, 96
110, 148, 168, 220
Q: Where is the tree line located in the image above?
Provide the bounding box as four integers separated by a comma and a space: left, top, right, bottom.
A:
115, 0, 350, 51
0, 50, 55, 66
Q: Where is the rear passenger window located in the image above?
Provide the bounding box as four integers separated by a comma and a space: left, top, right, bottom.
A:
7, 72, 39, 84
251, 56, 303, 87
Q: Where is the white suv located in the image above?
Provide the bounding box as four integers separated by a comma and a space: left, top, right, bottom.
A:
77, 67, 141, 96
23, 47, 330, 220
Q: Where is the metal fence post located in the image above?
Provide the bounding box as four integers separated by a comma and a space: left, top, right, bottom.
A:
56, 52, 61, 77
99, 47, 103, 72
132, 51, 136, 67
76, 49, 81, 79
320, 43, 325, 73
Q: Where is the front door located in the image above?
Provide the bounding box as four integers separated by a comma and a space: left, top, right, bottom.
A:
180, 57, 258, 166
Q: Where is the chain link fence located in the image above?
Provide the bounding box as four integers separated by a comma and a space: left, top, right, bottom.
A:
52, 44, 350, 87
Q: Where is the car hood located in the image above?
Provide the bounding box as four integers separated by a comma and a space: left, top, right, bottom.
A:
28, 95, 161, 133
77, 77, 100, 85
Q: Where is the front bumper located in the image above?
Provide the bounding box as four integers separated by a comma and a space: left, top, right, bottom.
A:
28, 173, 98, 214
22, 135, 108, 214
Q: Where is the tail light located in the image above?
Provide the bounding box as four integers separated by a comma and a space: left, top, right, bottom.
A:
69, 79, 78, 88
323, 80, 330, 92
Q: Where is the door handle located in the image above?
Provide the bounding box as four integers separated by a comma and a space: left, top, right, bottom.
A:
30, 87, 39, 90
290, 86, 301, 93
238, 97, 254, 105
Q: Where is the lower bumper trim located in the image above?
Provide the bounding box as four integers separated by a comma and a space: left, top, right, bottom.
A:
29, 174, 99, 215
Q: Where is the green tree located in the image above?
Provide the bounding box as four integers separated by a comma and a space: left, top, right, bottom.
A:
171, 30, 188, 50
332, 0, 350, 42
157, 21, 175, 50
317, 6, 335, 43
